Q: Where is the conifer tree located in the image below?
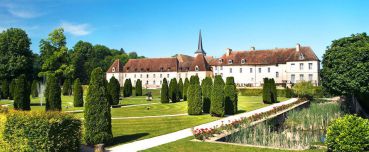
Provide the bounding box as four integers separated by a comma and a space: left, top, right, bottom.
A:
201, 77, 213, 113
210, 75, 225, 117
62, 79, 72, 96
161, 78, 169, 103
108, 77, 120, 105
31, 80, 39, 98
73, 78, 84, 107
9, 79, 16, 100
188, 75, 202, 115
1, 80, 9, 99
135, 79, 142, 96
270, 78, 278, 103
169, 78, 179, 103
127, 79, 133, 96
45, 74, 62, 111
14, 75, 31, 110
178, 78, 184, 100
262, 78, 271, 103
225, 77, 238, 115
183, 78, 190, 101
84, 67, 112, 145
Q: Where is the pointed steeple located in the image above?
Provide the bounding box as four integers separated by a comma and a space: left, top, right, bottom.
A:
195, 30, 206, 55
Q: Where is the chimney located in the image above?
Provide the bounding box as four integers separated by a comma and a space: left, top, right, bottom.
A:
226, 48, 232, 56
250, 46, 255, 51
296, 43, 301, 52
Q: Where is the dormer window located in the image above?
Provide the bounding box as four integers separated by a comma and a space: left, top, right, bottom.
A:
241, 59, 246, 64
195, 66, 199, 71
112, 67, 116, 72
126, 67, 130, 71
228, 60, 233, 64
167, 68, 171, 71
135, 68, 138, 72
160, 67, 163, 72
299, 53, 305, 60
146, 68, 150, 71
219, 59, 223, 63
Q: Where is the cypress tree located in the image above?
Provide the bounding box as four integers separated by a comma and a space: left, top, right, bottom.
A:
270, 78, 278, 103
225, 77, 238, 115
183, 78, 189, 101
161, 78, 169, 103
84, 67, 112, 145
62, 79, 72, 96
108, 77, 120, 105
13, 75, 31, 110
188, 75, 202, 115
178, 78, 184, 100
1, 80, 9, 99
210, 75, 225, 117
31, 80, 39, 98
123, 79, 132, 97
201, 77, 213, 113
45, 74, 62, 111
262, 78, 271, 104
9, 79, 16, 100
73, 78, 84, 107
128, 79, 133, 96
169, 78, 179, 103
136, 79, 142, 96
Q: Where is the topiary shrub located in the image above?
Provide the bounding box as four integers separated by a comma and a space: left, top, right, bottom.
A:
62, 79, 72, 96
262, 78, 272, 104
45, 74, 62, 111
9, 79, 16, 100
31, 80, 39, 98
2, 111, 81, 151
108, 77, 120, 105
183, 78, 189, 101
187, 75, 202, 115
84, 67, 112, 145
326, 115, 369, 152
73, 78, 84, 107
201, 77, 212, 113
225, 77, 237, 115
161, 78, 169, 103
178, 78, 183, 100
1, 80, 9, 99
210, 75, 225, 117
135, 79, 142, 96
123, 79, 132, 97
169, 78, 179, 103
270, 78, 277, 103
13, 75, 30, 110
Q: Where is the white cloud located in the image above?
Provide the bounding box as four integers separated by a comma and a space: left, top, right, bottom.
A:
8, 8, 41, 19
61, 22, 91, 36
0, 2, 42, 19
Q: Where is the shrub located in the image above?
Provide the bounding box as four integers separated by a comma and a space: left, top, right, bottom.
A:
9, 79, 16, 100
262, 78, 272, 104
73, 78, 84, 107
1, 111, 82, 151
85, 67, 112, 145
292, 81, 314, 100
161, 78, 169, 103
188, 75, 202, 115
225, 77, 237, 115
201, 77, 212, 113
135, 79, 142, 96
31, 80, 39, 98
62, 79, 72, 96
326, 115, 369, 152
183, 78, 190, 101
270, 78, 277, 103
13, 75, 30, 110
178, 78, 184, 100
1, 80, 9, 99
45, 74, 62, 111
285, 87, 294, 98
210, 75, 225, 117
108, 77, 120, 105
123, 79, 132, 97
169, 78, 179, 103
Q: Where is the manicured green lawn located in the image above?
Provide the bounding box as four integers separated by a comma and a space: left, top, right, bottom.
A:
143, 137, 325, 152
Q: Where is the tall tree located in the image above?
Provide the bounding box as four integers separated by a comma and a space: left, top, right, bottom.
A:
108, 77, 120, 105
161, 78, 169, 103
1, 80, 9, 99
183, 78, 190, 101
31, 80, 39, 98
225, 77, 238, 115
136, 79, 142, 96
45, 74, 61, 111
0, 28, 33, 80
62, 79, 72, 96
262, 78, 271, 104
9, 79, 16, 100
71, 41, 92, 84
73, 78, 84, 107
210, 75, 225, 117
202, 77, 213, 113
187, 75, 202, 115
178, 78, 184, 100
13, 75, 30, 110
169, 78, 179, 103
84, 67, 112, 145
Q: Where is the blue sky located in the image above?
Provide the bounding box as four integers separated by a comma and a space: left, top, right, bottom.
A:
1, 0, 368, 59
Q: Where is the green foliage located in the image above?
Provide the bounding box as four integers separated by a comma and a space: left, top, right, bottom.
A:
178, 78, 184, 100
73, 78, 84, 107
85, 67, 112, 145
108, 77, 120, 105
187, 75, 202, 115
285, 87, 294, 98
183, 78, 190, 101
9, 79, 16, 100
0, 28, 33, 81
1, 80, 9, 99
210, 75, 225, 117
161, 78, 169, 103
123, 79, 132, 97
169, 78, 179, 103
262, 78, 277, 104
201, 77, 213, 113
62, 79, 72, 96
326, 115, 369, 152
31, 80, 39, 98
1, 111, 81, 151
45, 74, 62, 111
292, 81, 314, 100
13, 75, 30, 110
270, 79, 277, 103
136, 79, 142, 96
225, 77, 238, 115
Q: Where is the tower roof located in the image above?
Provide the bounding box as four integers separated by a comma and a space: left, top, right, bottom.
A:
195, 30, 206, 55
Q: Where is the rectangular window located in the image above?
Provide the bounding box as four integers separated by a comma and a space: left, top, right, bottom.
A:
160, 80, 162, 85
300, 63, 304, 70
230, 68, 232, 73
250, 68, 253, 73
309, 63, 313, 70
258, 68, 261, 73
160, 74, 162, 78
291, 63, 295, 71
153, 74, 156, 78
240, 68, 242, 73
276, 72, 279, 78
268, 67, 270, 73
300, 74, 304, 81
146, 74, 149, 78
220, 66, 223, 70
291, 74, 295, 83
309, 74, 313, 81
140, 74, 142, 78
167, 74, 169, 78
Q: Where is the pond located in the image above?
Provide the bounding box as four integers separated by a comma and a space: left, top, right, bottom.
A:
219, 101, 345, 150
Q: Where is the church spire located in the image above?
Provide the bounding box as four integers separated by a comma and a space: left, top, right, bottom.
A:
195, 30, 206, 55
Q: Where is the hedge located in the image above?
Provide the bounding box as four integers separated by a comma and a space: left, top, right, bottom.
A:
238, 88, 288, 97
108, 77, 120, 105
225, 77, 237, 115
13, 75, 30, 111
187, 75, 202, 115
201, 77, 212, 113
183, 78, 190, 101
161, 78, 169, 103
210, 75, 225, 117
73, 78, 84, 107
0, 111, 82, 151
169, 78, 179, 103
